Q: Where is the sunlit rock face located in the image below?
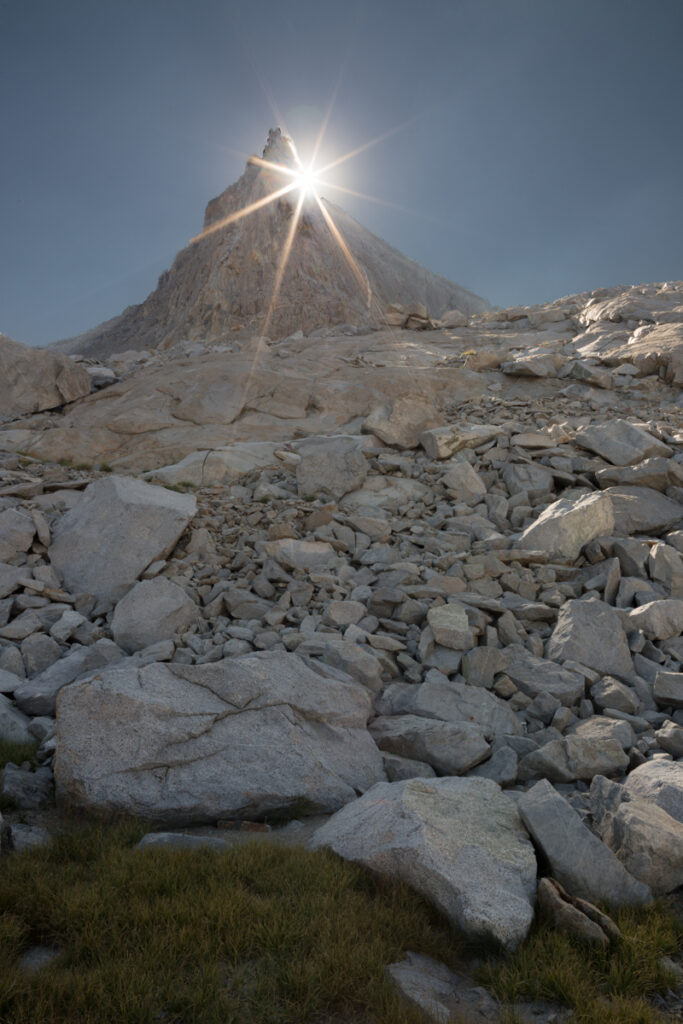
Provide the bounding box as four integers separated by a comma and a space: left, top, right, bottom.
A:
52, 128, 489, 358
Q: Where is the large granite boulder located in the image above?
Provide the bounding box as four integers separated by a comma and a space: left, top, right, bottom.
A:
362, 396, 442, 449
516, 492, 614, 561
55, 651, 385, 823
0, 333, 91, 422
574, 420, 672, 465
49, 476, 196, 604
622, 760, 683, 823
546, 598, 636, 682
295, 436, 368, 500
309, 776, 537, 950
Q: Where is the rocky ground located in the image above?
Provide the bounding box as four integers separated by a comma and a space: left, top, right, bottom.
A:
1, 279, 683, 1020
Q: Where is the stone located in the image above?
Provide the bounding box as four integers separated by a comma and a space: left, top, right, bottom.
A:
500, 645, 585, 706
537, 878, 610, 946
21, 633, 62, 676
295, 437, 368, 500
590, 676, 640, 715
655, 721, 683, 758
502, 462, 554, 500
112, 577, 198, 653
296, 635, 384, 690
420, 424, 504, 460
0, 332, 91, 420
517, 492, 614, 561
10, 823, 52, 852
574, 420, 672, 466
411, 673, 522, 738
323, 600, 367, 627
261, 538, 337, 571
381, 752, 436, 782
653, 670, 683, 709
0, 692, 32, 744
149, 442, 280, 487
310, 777, 537, 950
566, 361, 613, 389
386, 951, 500, 1024
623, 760, 683, 823
138, 832, 229, 852
441, 462, 487, 505
518, 735, 628, 783
0, 509, 35, 562
468, 746, 518, 787
568, 716, 635, 751
13, 638, 125, 715
596, 458, 683, 493
0, 562, 30, 599
49, 476, 196, 604
590, 775, 683, 894
426, 603, 474, 650
363, 396, 442, 449
546, 599, 635, 683
369, 714, 490, 775
518, 778, 651, 907
605, 486, 683, 535
627, 599, 683, 640
55, 651, 385, 823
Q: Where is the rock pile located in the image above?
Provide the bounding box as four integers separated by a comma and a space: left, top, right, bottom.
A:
1, 281, 683, 966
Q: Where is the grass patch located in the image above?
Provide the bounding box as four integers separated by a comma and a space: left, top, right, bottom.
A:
0, 817, 679, 1023
0, 738, 39, 771
478, 901, 681, 1024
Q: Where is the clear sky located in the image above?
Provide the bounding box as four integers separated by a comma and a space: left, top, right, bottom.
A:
1, 0, 682, 346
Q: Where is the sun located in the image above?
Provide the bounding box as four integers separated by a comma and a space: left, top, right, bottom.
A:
295, 165, 318, 198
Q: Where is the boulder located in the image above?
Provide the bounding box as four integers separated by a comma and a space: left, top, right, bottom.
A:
386, 951, 500, 1024
310, 777, 537, 950
262, 538, 337, 571
410, 673, 522, 738
295, 437, 368, 500
147, 442, 280, 487
369, 714, 490, 775
420, 424, 504, 460
627, 599, 683, 640
653, 670, 683, 709
518, 779, 651, 907
518, 735, 629, 784
605, 486, 683, 535
49, 476, 196, 604
0, 509, 35, 562
363, 396, 442, 449
426, 603, 475, 650
13, 638, 124, 716
111, 578, 199, 653
536, 878, 618, 946
502, 462, 554, 500
517, 492, 614, 561
546, 599, 636, 683
500, 645, 585, 706
441, 462, 487, 505
0, 563, 29, 599
623, 761, 683, 824
0, 693, 32, 744
0, 333, 91, 421
55, 651, 385, 823
590, 775, 683, 894
574, 420, 672, 465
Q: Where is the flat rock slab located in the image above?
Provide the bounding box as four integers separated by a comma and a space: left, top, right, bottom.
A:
148, 442, 280, 487
310, 776, 537, 950
55, 651, 385, 824
574, 419, 672, 465
518, 778, 651, 907
49, 476, 196, 603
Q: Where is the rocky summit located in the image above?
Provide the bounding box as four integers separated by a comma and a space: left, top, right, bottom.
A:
51, 128, 488, 359
2, 163, 683, 1003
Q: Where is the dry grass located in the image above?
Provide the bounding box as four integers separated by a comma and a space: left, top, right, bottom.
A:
0, 816, 680, 1024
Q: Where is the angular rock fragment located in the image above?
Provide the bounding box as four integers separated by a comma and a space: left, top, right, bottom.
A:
574, 420, 672, 465
518, 735, 628, 783
369, 714, 490, 775
517, 492, 614, 561
363, 396, 442, 449
111, 577, 199, 653
546, 599, 635, 682
426, 603, 475, 650
310, 777, 537, 950
420, 424, 504, 460
623, 760, 683, 823
295, 436, 368, 500
500, 645, 585, 706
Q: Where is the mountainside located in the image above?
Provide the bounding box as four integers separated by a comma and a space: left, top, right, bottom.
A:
53, 129, 489, 359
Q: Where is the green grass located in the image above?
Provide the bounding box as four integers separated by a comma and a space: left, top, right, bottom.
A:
0, 817, 679, 1024
0, 739, 39, 771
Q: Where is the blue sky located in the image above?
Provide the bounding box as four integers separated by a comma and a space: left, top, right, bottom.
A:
1, 0, 682, 345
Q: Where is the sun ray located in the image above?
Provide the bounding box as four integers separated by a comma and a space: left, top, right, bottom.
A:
247, 154, 300, 179
314, 179, 434, 220
316, 114, 421, 177
261, 189, 306, 340
313, 193, 372, 307
190, 181, 299, 244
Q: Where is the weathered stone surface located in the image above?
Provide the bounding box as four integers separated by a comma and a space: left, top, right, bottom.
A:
112, 578, 199, 653
13, 639, 124, 716
653, 670, 683, 709
55, 652, 385, 823
369, 714, 490, 775
420, 424, 504, 460
138, 832, 229, 852
441, 461, 487, 505
296, 635, 384, 690
502, 462, 554, 499
295, 437, 368, 500
262, 538, 337, 571
411, 673, 522, 738
537, 878, 610, 946
546, 599, 635, 682
500, 645, 585, 705
1, 764, 54, 809
0, 509, 35, 562
310, 777, 537, 950
623, 761, 683, 823
574, 420, 672, 465
518, 735, 628, 783
590, 775, 683, 894
0, 333, 91, 421
363, 396, 442, 449
0, 562, 30, 599
627, 599, 683, 640
517, 493, 614, 560
381, 752, 436, 782
426, 603, 474, 650
518, 778, 651, 907
49, 476, 196, 603
386, 951, 500, 1024
148, 443, 280, 487
605, 486, 683, 535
